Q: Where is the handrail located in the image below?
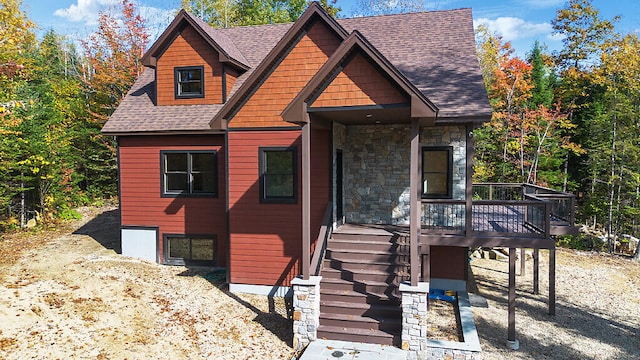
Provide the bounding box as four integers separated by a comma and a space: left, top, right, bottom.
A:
310, 202, 333, 276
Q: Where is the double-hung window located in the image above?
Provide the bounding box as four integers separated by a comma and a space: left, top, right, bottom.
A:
175, 66, 204, 98
161, 151, 217, 196
422, 146, 453, 198
259, 147, 297, 203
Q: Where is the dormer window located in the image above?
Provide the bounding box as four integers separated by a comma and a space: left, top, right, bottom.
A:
175, 66, 204, 98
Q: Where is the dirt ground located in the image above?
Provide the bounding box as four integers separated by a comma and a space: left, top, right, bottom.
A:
1, 207, 639, 359
0, 206, 293, 360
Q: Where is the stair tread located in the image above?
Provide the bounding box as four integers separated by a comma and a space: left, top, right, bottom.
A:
329, 238, 404, 245
320, 312, 401, 323
327, 248, 407, 256
321, 299, 401, 309
321, 267, 394, 276
319, 288, 400, 299
326, 257, 408, 265
321, 277, 395, 287
317, 325, 394, 338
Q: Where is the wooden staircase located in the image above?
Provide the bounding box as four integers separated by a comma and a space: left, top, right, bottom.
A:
317, 227, 410, 346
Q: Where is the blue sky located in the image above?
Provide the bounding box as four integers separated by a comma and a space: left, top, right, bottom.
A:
20, 0, 640, 58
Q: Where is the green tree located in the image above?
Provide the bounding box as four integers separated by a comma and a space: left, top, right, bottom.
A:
182, 0, 340, 28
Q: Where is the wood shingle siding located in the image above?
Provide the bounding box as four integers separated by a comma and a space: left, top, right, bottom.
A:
227, 128, 330, 286
312, 52, 409, 108
156, 26, 224, 105
229, 20, 341, 128
119, 135, 227, 265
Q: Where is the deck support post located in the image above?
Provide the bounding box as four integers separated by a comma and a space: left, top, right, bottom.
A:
520, 248, 526, 276
302, 124, 311, 280
533, 248, 539, 294
549, 246, 556, 315
465, 124, 474, 238
410, 119, 421, 286
507, 247, 519, 349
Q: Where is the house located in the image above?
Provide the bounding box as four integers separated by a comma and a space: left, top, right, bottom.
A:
103, 2, 576, 354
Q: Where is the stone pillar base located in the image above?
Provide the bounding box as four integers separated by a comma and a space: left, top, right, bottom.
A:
400, 281, 429, 351
291, 276, 321, 351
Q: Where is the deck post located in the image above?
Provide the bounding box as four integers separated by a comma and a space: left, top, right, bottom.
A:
410, 119, 421, 286
520, 248, 526, 276
465, 124, 474, 237
533, 248, 539, 294
302, 124, 311, 280
507, 247, 519, 349
549, 246, 556, 315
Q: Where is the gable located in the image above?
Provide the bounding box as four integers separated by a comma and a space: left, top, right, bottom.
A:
227, 19, 343, 128
310, 52, 409, 109
156, 25, 226, 106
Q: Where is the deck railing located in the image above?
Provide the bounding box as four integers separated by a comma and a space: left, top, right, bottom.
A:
420, 183, 574, 238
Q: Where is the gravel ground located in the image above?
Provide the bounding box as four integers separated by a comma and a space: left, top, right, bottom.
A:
470, 250, 640, 360
1, 207, 639, 359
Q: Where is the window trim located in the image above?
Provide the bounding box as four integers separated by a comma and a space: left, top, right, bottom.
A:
163, 233, 217, 266
421, 146, 453, 199
175, 65, 205, 99
259, 147, 298, 204
160, 150, 218, 198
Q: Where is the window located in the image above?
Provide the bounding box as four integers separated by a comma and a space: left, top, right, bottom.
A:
259, 147, 297, 203
164, 234, 216, 266
175, 66, 204, 98
161, 151, 217, 196
422, 146, 453, 198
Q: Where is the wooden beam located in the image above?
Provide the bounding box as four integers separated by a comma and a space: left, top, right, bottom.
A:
508, 247, 516, 342
549, 246, 556, 315
419, 234, 555, 249
302, 124, 311, 280
520, 248, 526, 276
410, 119, 421, 286
533, 248, 539, 294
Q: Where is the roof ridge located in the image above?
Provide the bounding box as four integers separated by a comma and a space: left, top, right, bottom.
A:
339, 7, 472, 20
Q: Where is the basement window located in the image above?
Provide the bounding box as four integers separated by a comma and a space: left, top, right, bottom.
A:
175, 66, 204, 98
164, 234, 216, 266
422, 146, 453, 199
161, 151, 217, 197
259, 147, 297, 203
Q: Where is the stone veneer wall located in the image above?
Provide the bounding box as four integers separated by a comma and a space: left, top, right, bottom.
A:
342, 124, 466, 225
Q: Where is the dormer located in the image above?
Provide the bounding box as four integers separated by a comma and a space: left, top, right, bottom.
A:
142, 10, 249, 106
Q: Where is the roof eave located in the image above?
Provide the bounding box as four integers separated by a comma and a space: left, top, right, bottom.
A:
282, 30, 438, 125
208, 2, 349, 128
141, 9, 249, 71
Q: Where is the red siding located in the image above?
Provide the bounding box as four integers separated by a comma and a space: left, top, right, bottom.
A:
229, 20, 342, 128
312, 52, 409, 108
430, 246, 467, 280
156, 26, 224, 105
228, 128, 330, 286
119, 135, 227, 266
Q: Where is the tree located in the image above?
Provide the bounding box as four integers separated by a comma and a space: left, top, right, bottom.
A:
355, 0, 426, 16
182, 0, 340, 28
80, 0, 150, 198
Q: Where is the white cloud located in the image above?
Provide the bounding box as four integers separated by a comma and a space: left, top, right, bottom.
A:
53, 0, 119, 25
474, 17, 553, 42
519, 0, 564, 9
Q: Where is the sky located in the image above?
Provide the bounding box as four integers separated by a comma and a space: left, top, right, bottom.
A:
19, 0, 640, 58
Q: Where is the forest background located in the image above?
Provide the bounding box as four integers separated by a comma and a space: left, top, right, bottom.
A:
1, 0, 639, 254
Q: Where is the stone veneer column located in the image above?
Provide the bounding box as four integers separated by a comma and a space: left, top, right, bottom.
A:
400, 281, 429, 351
291, 276, 321, 351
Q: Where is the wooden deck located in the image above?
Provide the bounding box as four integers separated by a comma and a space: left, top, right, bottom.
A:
335, 200, 576, 250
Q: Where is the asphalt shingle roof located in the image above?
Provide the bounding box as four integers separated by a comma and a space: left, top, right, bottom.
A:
102, 8, 490, 135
